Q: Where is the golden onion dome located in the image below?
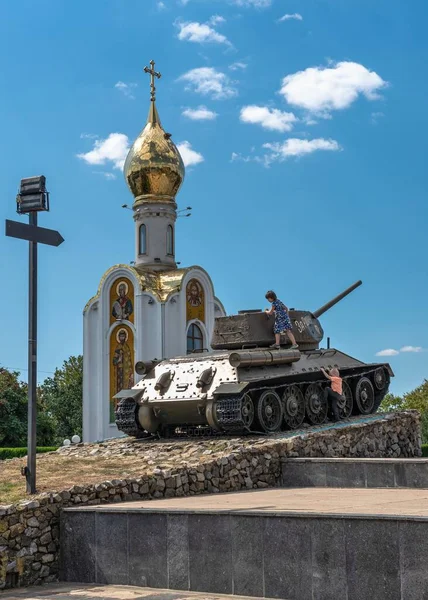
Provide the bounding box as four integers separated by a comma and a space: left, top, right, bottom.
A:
124, 100, 185, 204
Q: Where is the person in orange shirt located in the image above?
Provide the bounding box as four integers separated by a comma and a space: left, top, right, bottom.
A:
320, 367, 342, 422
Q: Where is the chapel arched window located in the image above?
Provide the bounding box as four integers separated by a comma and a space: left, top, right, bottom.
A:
139, 224, 147, 255
187, 323, 204, 354
166, 225, 174, 256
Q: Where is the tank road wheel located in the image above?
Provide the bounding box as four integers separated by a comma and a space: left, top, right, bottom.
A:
282, 385, 305, 430
241, 393, 255, 429
305, 384, 328, 425
255, 390, 283, 433
337, 380, 353, 419
373, 367, 389, 391
372, 368, 390, 412
354, 377, 375, 414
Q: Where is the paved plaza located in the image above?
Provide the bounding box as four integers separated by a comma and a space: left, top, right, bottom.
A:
70, 486, 428, 519
5, 583, 277, 600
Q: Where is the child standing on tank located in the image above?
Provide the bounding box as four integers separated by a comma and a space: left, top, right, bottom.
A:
265, 291, 299, 350
320, 367, 342, 422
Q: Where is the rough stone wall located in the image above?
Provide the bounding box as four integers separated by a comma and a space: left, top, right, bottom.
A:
0, 411, 421, 590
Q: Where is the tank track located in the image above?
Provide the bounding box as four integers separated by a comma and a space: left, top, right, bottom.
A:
115, 398, 150, 439
214, 366, 389, 434
165, 425, 223, 438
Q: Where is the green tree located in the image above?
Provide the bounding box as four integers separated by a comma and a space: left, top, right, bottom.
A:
380, 392, 405, 412
380, 379, 428, 442
0, 368, 28, 446
39, 355, 83, 444
0, 367, 56, 447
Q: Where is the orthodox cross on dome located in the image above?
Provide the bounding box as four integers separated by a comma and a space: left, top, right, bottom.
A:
143, 60, 161, 102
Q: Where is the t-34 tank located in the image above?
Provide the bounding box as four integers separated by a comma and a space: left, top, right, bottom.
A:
115, 280, 393, 437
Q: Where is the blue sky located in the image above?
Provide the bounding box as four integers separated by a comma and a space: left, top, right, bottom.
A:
0, 0, 426, 396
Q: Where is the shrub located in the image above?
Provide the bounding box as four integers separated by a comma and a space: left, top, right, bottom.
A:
0, 447, 58, 460
422, 444, 428, 458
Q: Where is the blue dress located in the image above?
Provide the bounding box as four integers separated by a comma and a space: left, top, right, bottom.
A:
272, 300, 293, 333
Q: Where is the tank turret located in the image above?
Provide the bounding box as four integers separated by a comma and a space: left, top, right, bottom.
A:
211, 281, 362, 351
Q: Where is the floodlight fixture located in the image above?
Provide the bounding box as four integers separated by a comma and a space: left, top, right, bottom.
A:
16, 176, 49, 214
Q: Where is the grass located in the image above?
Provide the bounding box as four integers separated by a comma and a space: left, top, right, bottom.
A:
0, 454, 149, 504
0, 438, 210, 505
0, 482, 16, 502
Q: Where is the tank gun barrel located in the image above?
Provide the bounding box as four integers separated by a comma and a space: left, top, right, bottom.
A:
313, 280, 362, 319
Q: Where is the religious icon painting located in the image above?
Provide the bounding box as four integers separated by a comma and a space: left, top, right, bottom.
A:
109, 324, 135, 423
110, 277, 135, 325
186, 278, 205, 323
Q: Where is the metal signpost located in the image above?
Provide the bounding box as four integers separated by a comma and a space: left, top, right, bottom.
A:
5, 176, 64, 494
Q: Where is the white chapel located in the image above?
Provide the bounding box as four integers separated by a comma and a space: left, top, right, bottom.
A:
82, 62, 225, 443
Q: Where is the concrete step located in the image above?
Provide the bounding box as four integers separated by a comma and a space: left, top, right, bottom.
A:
60, 487, 428, 600
281, 457, 428, 489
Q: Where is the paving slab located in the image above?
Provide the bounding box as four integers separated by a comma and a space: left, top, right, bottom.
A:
3, 583, 278, 600
66, 487, 428, 520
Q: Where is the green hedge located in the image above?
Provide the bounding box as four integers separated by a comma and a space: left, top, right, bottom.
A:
422, 444, 428, 457
0, 447, 58, 460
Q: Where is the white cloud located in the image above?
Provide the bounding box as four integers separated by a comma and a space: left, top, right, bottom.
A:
375, 345, 423, 357
80, 133, 98, 140
182, 106, 218, 120
231, 137, 340, 167
179, 67, 237, 99
231, 152, 252, 163
400, 346, 423, 353
115, 81, 137, 100
277, 13, 302, 22
371, 111, 385, 124
94, 172, 117, 180
263, 137, 341, 159
376, 349, 399, 357
177, 141, 204, 167
176, 19, 232, 46
209, 15, 226, 25
229, 61, 247, 71
233, 0, 272, 7
77, 133, 130, 170
303, 116, 318, 126
240, 105, 297, 132
157, 0, 166, 9
181, 0, 270, 5
280, 61, 388, 116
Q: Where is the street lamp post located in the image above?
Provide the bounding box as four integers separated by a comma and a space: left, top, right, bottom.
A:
17, 177, 49, 494
5, 176, 63, 494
